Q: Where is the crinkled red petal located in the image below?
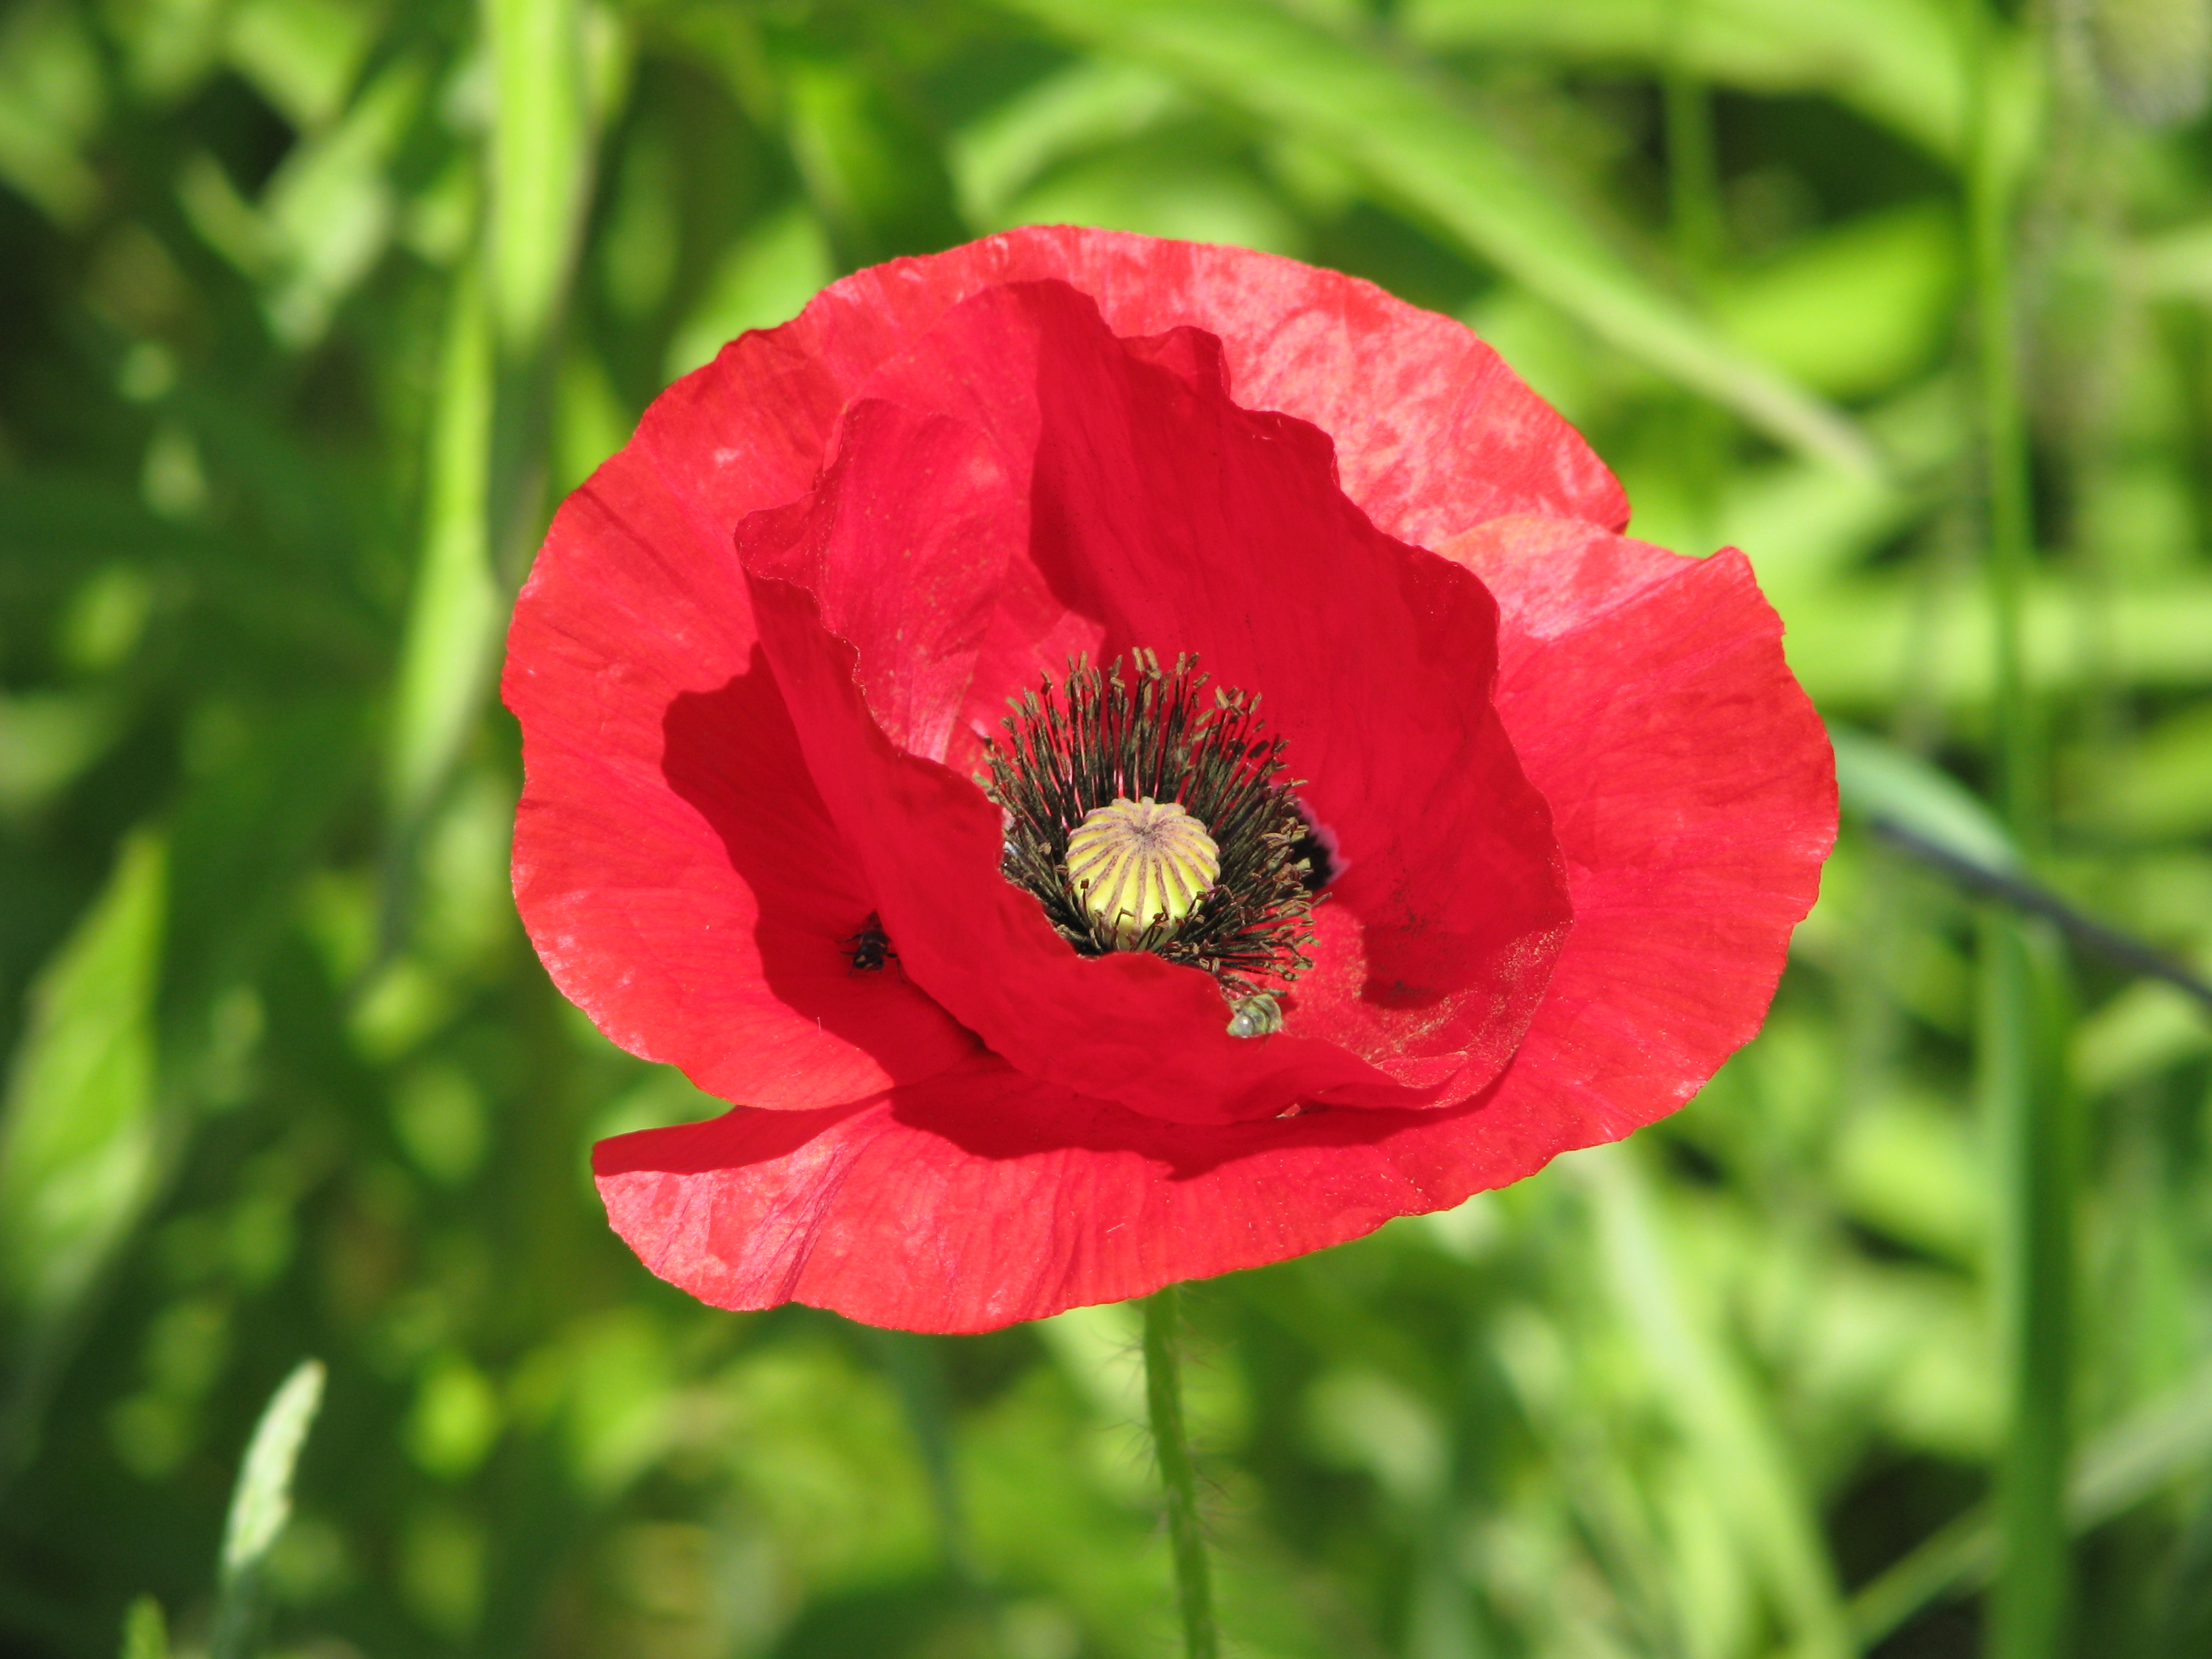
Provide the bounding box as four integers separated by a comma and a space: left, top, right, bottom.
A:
1454, 517, 1838, 1138
735, 281, 1568, 1122
594, 1062, 1517, 1334
506, 437, 981, 1109
593, 520, 1834, 1330
629, 228, 1624, 598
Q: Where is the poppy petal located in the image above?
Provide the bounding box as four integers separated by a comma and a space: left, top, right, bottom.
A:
627, 227, 1625, 606
506, 442, 982, 1109
592, 1062, 1508, 1334
1451, 516, 1837, 1141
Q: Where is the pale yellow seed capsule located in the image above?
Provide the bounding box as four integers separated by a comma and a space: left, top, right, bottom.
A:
1064, 796, 1220, 949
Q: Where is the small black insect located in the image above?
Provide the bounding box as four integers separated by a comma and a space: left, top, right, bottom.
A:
840, 911, 896, 973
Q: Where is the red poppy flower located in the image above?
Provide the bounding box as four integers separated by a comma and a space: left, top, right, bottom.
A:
505, 227, 1835, 1334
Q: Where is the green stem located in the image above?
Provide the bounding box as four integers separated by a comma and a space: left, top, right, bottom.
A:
1960, 4, 2069, 1656
1143, 1285, 1218, 1659
868, 1328, 974, 1583
1661, 5, 1723, 282
1962, 0, 2039, 844
1981, 915, 2074, 1659
1662, 0, 1728, 546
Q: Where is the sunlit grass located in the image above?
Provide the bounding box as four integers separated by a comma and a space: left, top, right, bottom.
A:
1, 1, 2210, 1656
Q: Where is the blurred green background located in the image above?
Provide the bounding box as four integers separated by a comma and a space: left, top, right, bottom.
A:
3, 0, 2212, 1655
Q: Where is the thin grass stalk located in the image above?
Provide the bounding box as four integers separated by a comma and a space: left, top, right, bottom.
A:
867, 1328, 975, 1584
1660, 60, 1722, 276
1963, 5, 2040, 844
210, 1361, 325, 1659
1662, 0, 1729, 549
1960, 3, 2070, 1656
483, 0, 594, 591
1143, 1285, 1219, 1659
1980, 915, 2075, 1659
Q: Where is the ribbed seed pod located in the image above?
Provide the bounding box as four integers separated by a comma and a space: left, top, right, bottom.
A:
1065, 796, 1220, 949
981, 651, 1321, 1015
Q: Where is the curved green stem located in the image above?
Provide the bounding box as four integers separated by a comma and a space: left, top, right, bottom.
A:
1143, 1285, 1219, 1659
1958, 3, 2070, 1657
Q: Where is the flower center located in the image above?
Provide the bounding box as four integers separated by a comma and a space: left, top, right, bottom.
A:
1065, 796, 1220, 948
981, 651, 1325, 1031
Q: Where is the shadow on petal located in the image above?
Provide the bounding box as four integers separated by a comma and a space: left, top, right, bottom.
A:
662, 648, 986, 1090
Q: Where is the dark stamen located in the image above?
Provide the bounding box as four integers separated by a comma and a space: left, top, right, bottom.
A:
980, 651, 1320, 1005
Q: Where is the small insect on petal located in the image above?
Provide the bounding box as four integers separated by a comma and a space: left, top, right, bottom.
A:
1225, 991, 1282, 1039
841, 911, 895, 972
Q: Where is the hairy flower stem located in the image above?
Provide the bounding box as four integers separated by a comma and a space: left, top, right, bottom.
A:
1961, 4, 2071, 1658
1143, 1286, 1218, 1659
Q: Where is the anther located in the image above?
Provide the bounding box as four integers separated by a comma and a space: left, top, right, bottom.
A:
980, 650, 1322, 1015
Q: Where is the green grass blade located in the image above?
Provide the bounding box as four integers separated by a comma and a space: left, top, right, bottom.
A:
1399, 0, 1973, 161
1960, 0, 2069, 1647
662, 202, 835, 382
483, 0, 602, 594
1578, 1147, 1853, 1659
949, 59, 1185, 226
1847, 1219, 2212, 1647
220, 1359, 327, 1579
1778, 570, 2212, 708
386, 258, 497, 827
0, 831, 167, 1479
1004, 0, 1881, 474
484, 0, 593, 357
1830, 724, 2019, 872
211, 1358, 327, 1659
1982, 914, 2076, 1659
117, 1597, 167, 1659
